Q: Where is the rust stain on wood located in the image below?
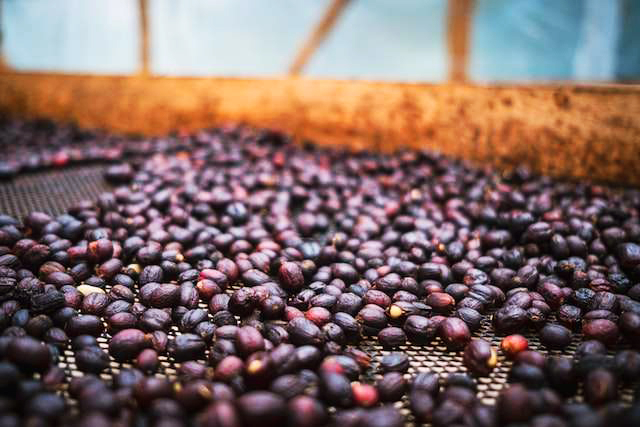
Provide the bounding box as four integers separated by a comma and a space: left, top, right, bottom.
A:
0, 72, 639, 185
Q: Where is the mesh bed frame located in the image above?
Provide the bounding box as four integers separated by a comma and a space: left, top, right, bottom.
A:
0, 165, 636, 425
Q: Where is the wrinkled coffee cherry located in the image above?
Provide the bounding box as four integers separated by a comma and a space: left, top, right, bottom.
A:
463, 339, 498, 376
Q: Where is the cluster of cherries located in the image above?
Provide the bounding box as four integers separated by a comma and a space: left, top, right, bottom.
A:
0, 120, 639, 426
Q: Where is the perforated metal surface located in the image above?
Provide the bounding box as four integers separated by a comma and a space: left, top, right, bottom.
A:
0, 166, 110, 219
0, 166, 636, 425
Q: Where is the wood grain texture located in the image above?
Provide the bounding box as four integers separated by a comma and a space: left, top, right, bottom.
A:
0, 72, 639, 185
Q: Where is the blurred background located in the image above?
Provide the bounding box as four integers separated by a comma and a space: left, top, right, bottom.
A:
1, 0, 639, 83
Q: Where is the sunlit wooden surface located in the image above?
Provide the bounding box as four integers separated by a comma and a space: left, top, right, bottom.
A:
0, 71, 639, 185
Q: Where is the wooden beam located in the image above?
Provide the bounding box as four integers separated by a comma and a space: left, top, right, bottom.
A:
0, 0, 8, 71
288, 0, 350, 76
447, 0, 474, 82
138, 0, 150, 76
0, 72, 639, 185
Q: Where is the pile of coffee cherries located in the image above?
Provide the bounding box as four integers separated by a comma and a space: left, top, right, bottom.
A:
0, 120, 639, 426
0, 119, 194, 179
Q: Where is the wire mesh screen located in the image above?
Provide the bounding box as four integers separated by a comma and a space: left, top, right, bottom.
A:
0, 166, 110, 219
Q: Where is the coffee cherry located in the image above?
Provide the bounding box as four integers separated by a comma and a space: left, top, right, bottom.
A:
500, 335, 528, 359
463, 339, 498, 376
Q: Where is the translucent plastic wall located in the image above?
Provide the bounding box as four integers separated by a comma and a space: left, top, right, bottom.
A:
3, 0, 639, 81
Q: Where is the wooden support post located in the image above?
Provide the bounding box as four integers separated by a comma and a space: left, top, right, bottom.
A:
447, 0, 474, 82
288, 0, 350, 76
138, 0, 150, 76
0, 0, 8, 71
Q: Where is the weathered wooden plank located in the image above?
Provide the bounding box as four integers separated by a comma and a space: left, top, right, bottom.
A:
0, 72, 639, 185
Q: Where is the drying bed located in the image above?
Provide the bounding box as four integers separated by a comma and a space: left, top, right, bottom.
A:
0, 167, 636, 424
0, 122, 639, 427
